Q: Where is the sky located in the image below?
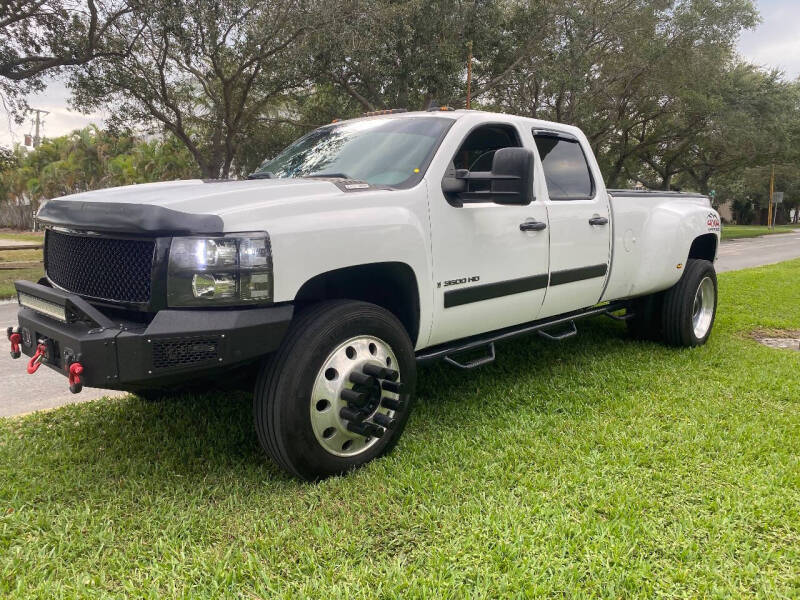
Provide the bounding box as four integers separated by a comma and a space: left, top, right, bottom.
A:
737, 0, 800, 79
1, 0, 799, 148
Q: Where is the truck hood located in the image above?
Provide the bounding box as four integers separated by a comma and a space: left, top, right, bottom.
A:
42, 178, 348, 216
36, 178, 381, 234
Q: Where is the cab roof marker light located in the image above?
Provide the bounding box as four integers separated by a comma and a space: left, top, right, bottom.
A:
360, 108, 408, 117
426, 102, 455, 112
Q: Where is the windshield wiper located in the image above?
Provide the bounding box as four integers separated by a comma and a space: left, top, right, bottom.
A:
306, 172, 352, 179
248, 171, 275, 180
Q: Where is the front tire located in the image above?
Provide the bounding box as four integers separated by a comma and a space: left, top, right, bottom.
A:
253, 300, 416, 480
661, 259, 718, 347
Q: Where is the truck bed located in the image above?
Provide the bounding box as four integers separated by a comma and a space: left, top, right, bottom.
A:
602, 189, 715, 302
607, 189, 708, 199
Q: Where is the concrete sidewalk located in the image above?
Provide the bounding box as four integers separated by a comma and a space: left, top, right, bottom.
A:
1, 300, 126, 417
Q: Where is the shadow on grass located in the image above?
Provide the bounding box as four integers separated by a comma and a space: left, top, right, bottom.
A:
415, 315, 635, 407
6, 316, 637, 489
7, 389, 296, 494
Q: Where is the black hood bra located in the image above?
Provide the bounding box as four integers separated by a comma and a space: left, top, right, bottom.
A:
37, 200, 225, 235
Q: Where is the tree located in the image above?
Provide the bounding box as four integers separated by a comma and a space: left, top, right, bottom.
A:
487, 0, 760, 189
680, 66, 800, 193
310, 0, 524, 112
6, 0, 799, 205
0, 146, 16, 172
69, 0, 321, 179
0, 126, 199, 228
0, 145, 18, 204
0, 0, 135, 114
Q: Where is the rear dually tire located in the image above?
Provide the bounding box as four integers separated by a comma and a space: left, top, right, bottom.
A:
661, 258, 718, 347
626, 292, 664, 342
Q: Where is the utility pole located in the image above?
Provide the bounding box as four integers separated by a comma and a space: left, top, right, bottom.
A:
28, 108, 50, 148
767, 164, 774, 230
466, 40, 473, 110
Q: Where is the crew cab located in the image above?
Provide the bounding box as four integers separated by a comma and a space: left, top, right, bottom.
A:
6, 109, 721, 479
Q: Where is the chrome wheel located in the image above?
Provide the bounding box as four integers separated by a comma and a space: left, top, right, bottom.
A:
691, 276, 715, 339
310, 335, 402, 458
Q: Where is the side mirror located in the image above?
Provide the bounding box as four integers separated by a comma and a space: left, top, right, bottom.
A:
441, 147, 534, 206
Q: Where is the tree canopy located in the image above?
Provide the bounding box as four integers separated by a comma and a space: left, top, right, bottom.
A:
1, 0, 799, 223
0, 0, 134, 115
0, 126, 199, 221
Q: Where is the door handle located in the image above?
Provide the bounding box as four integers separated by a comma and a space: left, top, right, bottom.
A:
588, 216, 609, 226
520, 220, 547, 232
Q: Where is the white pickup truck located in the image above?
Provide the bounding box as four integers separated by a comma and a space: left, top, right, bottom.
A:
7, 109, 721, 479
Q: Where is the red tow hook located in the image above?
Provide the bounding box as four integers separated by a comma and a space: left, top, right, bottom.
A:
8, 331, 21, 359
26, 342, 48, 374
68, 362, 84, 394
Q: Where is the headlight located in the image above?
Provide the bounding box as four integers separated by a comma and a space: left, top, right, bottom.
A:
167, 233, 273, 306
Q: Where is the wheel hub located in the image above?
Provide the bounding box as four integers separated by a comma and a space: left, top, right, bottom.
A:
691, 276, 715, 339
310, 336, 403, 457
349, 377, 381, 411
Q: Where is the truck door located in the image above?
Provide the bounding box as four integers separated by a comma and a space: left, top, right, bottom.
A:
533, 129, 611, 318
426, 121, 550, 346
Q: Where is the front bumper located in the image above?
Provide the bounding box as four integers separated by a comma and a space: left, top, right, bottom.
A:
10, 281, 293, 390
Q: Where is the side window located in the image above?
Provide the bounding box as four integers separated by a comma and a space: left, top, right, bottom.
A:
452, 125, 521, 172
533, 132, 594, 200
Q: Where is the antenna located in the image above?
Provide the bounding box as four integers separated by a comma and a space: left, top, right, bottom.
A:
466, 40, 473, 110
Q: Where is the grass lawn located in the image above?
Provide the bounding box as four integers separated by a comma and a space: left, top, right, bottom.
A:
0, 267, 44, 300
722, 224, 800, 240
0, 242, 44, 299
0, 230, 44, 243
2, 260, 800, 598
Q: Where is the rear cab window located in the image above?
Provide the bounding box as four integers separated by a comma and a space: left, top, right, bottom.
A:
533, 130, 595, 200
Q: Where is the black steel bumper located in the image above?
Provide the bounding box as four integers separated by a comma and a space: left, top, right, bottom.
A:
10, 281, 293, 390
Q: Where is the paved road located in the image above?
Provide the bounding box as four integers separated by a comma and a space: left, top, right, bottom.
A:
1, 232, 799, 417
716, 231, 800, 272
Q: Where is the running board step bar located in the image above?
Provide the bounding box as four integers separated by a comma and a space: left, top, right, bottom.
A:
537, 320, 577, 341
443, 342, 496, 370
604, 310, 635, 322
417, 301, 628, 367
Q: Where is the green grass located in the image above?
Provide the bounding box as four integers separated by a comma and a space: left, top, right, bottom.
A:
0, 240, 44, 299
0, 230, 45, 243
722, 224, 800, 240
2, 260, 800, 598
0, 267, 43, 299
0, 249, 42, 263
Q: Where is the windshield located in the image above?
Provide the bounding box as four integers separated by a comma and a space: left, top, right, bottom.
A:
252, 117, 453, 187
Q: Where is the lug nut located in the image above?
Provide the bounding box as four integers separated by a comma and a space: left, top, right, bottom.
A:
341, 388, 368, 403
363, 364, 399, 381
381, 380, 404, 394
347, 421, 384, 438
372, 412, 395, 429
349, 371, 376, 386
380, 397, 403, 411
339, 406, 363, 422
